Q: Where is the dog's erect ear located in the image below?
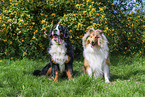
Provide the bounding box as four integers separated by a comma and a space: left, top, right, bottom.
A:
64, 27, 71, 38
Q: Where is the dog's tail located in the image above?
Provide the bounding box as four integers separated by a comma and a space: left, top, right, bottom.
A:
33, 70, 41, 76
33, 62, 52, 76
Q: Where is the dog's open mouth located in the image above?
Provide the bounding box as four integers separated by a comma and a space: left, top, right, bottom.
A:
91, 41, 95, 48
53, 34, 61, 44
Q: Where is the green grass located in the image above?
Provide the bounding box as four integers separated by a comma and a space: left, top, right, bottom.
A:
0, 54, 145, 97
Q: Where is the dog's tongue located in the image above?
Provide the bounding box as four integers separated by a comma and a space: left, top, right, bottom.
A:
54, 36, 61, 44
91, 45, 94, 48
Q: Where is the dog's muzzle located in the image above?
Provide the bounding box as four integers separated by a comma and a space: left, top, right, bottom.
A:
53, 34, 62, 45
91, 41, 95, 48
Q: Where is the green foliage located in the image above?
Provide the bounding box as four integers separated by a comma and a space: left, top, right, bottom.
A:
0, 0, 144, 59
0, 54, 145, 96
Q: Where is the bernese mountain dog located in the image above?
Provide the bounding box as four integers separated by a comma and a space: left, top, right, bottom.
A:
33, 24, 74, 82
82, 28, 110, 83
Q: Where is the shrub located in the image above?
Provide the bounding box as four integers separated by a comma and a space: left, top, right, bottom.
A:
0, 0, 144, 59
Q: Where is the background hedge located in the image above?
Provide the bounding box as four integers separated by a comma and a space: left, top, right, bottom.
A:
0, 0, 144, 59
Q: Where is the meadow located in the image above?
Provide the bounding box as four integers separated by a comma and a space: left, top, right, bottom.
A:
0, 54, 145, 97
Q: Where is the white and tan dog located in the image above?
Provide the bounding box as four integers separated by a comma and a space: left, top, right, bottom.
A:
82, 28, 110, 83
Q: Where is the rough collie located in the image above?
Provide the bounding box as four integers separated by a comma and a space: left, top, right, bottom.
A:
82, 28, 110, 83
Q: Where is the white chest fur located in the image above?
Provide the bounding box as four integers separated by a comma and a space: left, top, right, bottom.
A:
83, 45, 107, 77
49, 43, 68, 72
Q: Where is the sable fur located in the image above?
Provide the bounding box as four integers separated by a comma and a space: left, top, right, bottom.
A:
82, 28, 110, 83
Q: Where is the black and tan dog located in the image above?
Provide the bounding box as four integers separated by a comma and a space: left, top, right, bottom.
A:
33, 24, 74, 81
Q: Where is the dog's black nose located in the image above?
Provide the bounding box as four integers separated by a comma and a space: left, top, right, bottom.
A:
91, 41, 95, 46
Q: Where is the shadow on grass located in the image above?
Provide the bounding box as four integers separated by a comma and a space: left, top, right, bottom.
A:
110, 69, 145, 82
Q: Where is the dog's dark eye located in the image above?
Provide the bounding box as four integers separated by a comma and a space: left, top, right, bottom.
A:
59, 26, 61, 29
87, 40, 90, 43
95, 36, 99, 38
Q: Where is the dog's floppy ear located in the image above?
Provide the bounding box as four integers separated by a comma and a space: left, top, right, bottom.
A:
63, 26, 71, 38
98, 32, 109, 48
48, 28, 52, 39
87, 28, 95, 34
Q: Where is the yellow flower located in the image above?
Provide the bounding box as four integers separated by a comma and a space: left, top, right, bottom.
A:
16, 28, 20, 30
70, 30, 72, 32
19, 19, 23, 23
32, 22, 35, 25
112, 29, 114, 31
72, 18, 75, 21
106, 27, 108, 30
64, 14, 67, 17
10, 57, 13, 60
35, 30, 38, 33
41, 20, 45, 24
78, 23, 81, 27
111, 3, 114, 6
45, 15, 48, 17
0, 60, 2, 62
104, 30, 107, 33
99, 7, 103, 11
3, 10, 8, 13
10, 41, 12, 44
32, 36, 35, 39
19, 31, 21, 33
27, 14, 30, 18
91, 2, 94, 4
76, 4, 80, 7
2, 24, 6, 27
22, 40, 24, 42
22, 85, 24, 90
83, 11, 87, 14
93, 23, 96, 27
91, 8, 96, 12
15, 3, 18, 5
89, 5, 92, 9
0, 16, 2, 19
125, 47, 127, 50
23, 52, 27, 55
51, 13, 55, 17
8, 19, 11, 22
40, 13, 44, 16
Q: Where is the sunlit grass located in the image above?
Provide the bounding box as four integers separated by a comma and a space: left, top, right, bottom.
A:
0, 54, 145, 97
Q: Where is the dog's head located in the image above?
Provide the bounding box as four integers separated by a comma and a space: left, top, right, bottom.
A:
82, 28, 108, 49
49, 24, 70, 44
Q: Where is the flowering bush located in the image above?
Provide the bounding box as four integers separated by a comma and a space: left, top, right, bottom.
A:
0, 0, 144, 59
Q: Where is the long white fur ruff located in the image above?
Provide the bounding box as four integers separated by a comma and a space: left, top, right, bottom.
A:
49, 43, 68, 72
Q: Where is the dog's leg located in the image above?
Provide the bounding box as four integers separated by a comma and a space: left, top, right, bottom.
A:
65, 63, 73, 80
104, 65, 110, 83
52, 64, 59, 82
86, 68, 92, 77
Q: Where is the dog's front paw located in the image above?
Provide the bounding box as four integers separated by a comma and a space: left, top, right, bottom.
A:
105, 80, 110, 83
